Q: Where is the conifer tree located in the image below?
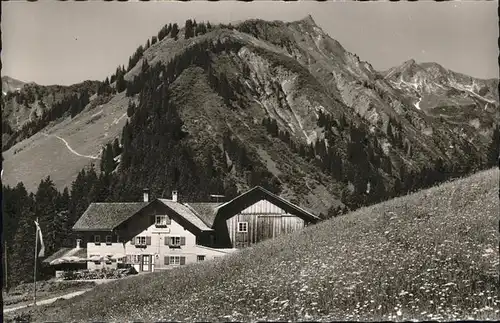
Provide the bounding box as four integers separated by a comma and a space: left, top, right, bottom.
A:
488, 124, 500, 166
35, 176, 61, 256
185, 19, 194, 39
171, 23, 179, 40
100, 143, 117, 175
113, 138, 121, 157
9, 185, 36, 286
116, 70, 127, 93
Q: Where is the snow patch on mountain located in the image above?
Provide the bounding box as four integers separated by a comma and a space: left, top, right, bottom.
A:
448, 80, 497, 104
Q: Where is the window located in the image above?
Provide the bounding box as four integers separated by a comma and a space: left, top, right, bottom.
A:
237, 222, 248, 233
132, 236, 151, 247
166, 236, 184, 247
155, 215, 170, 227
170, 236, 181, 246
94, 235, 101, 245
137, 236, 146, 245
105, 235, 112, 245
167, 256, 185, 265
197, 255, 205, 262
127, 255, 141, 264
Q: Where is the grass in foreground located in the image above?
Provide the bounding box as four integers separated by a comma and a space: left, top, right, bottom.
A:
3, 280, 97, 308
18, 169, 500, 322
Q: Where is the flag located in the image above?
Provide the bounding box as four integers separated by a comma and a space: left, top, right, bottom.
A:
34, 220, 45, 258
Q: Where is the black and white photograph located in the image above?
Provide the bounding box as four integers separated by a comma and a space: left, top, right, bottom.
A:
1, 0, 499, 322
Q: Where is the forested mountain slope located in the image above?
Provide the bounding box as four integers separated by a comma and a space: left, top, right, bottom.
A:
3, 16, 498, 212
2, 15, 498, 289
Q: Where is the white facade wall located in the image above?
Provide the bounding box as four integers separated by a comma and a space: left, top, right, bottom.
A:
86, 215, 232, 272
87, 240, 125, 270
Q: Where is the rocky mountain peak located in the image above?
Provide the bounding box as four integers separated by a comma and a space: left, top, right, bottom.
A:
301, 14, 317, 26
400, 59, 422, 73
404, 58, 417, 66
2, 16, 498, 218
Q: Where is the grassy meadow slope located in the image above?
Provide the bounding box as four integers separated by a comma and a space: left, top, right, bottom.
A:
2, 93, 131, 192
20, 168, 498, 322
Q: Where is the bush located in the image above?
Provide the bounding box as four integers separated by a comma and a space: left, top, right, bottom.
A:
61, 271, 77, 281
7, 312, 31, 323
127, 266, 138, 275
59, 267, 139, 280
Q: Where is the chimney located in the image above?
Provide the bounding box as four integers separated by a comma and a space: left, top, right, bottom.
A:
143, 188, 150, 203
172, 190, 178, 202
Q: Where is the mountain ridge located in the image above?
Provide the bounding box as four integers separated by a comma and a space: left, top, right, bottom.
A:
1, 16, 498, 215
2, 76, 30, 96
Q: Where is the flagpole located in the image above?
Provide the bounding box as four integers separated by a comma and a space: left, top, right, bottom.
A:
4, 240, 7, 292
34, 217, 38, 306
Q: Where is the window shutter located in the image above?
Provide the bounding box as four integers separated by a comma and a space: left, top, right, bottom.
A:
130, 236, 135, 245
164, 236, 169, 245
164, 256, 169, 265
151, 215, 155, 225
146, 236, 152, 245
180, 236, 186, 246
166, 216, 171, 225
180, 256, 186, 265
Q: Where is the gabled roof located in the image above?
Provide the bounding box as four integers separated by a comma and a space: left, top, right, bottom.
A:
157, 199, 213, 232
72, 202, 148, 231
42, 248, 71, 263
214, 186, 320, 223
184, 202, 221, 227
71, 187, 319, 233
42, 247, 87, 264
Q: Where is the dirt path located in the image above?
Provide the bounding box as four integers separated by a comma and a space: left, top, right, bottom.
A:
3, 277, 141, 314
42, 133, 100, 159
3, 277, 140, 314
414, 97, 422, 110
112, 112, 128, 125
3, 289, 92, 313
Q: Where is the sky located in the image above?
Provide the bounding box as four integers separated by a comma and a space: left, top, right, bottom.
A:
2, 1, 498, 85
